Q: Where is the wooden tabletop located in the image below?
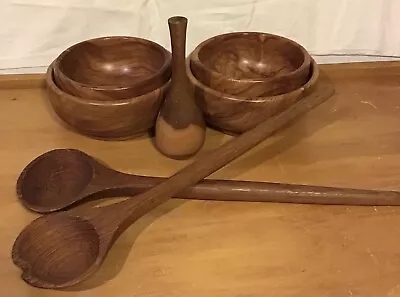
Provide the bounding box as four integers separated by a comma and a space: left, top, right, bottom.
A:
1, 61, 400, 296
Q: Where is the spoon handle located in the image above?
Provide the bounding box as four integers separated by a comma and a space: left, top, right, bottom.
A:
98, 70, 335, 231
92, 173, 400, 206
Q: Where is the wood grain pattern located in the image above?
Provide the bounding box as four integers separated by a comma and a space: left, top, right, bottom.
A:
2, 61, 400, 296
154, 16, 206, 159
53, 36, 171, 100
188, 56, 319, 135
46, 62, 169, 140
190, 32, 311, 97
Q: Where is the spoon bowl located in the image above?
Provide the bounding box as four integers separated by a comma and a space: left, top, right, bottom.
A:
12, 213, 100, 289
17, 149, 94, 212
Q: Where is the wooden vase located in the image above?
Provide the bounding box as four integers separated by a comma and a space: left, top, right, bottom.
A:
154, 16, 206, 160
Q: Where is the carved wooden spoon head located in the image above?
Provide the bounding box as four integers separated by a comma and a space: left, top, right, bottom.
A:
16, 149, 96, 213
12, 212, 102, 289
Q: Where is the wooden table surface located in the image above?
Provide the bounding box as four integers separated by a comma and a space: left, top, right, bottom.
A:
1, 61, 400, 297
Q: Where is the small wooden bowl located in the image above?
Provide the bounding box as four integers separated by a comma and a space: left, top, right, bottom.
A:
46, 62, 169, 140
190, 32, 311, 97
53, 36, 171, 100
187, 56, 319, 135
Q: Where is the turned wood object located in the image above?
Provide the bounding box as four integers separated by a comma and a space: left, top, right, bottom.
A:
17, 148, 400, 214
46, 62, 169, 140
11, 67, 334, 289
188, 55, 318, 135
53, 36, 171, 100
154, 16, 206, 159
190, 32, 311, 97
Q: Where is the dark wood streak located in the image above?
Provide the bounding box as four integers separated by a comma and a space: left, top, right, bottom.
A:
154, 16, 206, 159
157, 17, 205, 129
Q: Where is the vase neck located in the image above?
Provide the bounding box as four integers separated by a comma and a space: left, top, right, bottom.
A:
168, 16, 188, 85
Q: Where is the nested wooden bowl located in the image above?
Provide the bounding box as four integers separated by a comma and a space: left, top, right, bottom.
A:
53, 36, 171, 100
190, 32, 311, 97
46, 62, 169, 140
187, 56, 319, 135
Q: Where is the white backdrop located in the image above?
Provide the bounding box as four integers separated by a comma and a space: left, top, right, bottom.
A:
1, 0, 400, 73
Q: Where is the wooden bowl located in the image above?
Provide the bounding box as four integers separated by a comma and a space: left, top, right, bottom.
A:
190, 32, 311, 97
53, 36, 171, 100
46, 62, 169, 140
187, 56, 319, 135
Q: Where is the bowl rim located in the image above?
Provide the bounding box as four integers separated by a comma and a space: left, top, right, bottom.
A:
186, 53, 319, 103
190, 31, 311, 84
46, 61, 170, 106
53, 35, 172, 92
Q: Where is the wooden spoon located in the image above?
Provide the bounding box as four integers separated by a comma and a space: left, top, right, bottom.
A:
11, 75, 333, 289
17, 148, 400, 214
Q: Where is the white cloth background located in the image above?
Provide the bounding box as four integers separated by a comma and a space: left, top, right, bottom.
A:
1, 0, 400, 73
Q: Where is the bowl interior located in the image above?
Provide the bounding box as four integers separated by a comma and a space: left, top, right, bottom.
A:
196, 33, 307, 80
57, 37, 169, 88
187, 53, 318, 103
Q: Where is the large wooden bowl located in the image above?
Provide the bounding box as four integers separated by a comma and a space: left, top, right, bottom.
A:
187, 56, 319, 135
190, 32, 311, 97
46, 62, 169, 140
53, 36, 171, 100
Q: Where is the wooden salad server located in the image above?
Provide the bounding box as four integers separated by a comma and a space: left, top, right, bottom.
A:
154, 16, 206, 159
11, 71, 334, 289
17, 148, 400, 214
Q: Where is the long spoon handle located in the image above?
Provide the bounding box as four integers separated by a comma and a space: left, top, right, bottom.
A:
97, 174, 400, 206
106, 71, 335, 228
